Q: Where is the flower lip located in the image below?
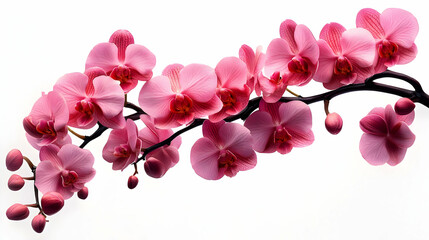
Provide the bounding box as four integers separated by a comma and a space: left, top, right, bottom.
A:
378, 40, 399, 59
169, 94, 193, 114
334, 56, 353, 75
288, 56, 309, 74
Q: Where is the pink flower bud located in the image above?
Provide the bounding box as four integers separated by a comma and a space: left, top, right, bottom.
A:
394, 98, 415, 115
41, 192, 64, 216
5, 149, 23, 171
144, 158, 166, 178
325, 113, 343, 135
31, 214, 46, 233
77, 187, 89, 200
6, 203, 29, 221
128, 175, 139, 189
8, 174, 25, 191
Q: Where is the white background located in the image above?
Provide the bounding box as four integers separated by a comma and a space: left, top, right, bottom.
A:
1, 0, 429, 239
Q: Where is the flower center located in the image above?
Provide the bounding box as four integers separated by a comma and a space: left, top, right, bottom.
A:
61, 170, 79, 187
110, 65, 132, 84
274, 126, 292, 144
269, 71, 282, 85
218, 150, 237, 169
113, 144, 131, 158
334, 56, 353, 75
36, 120, 57, 137
288, 57, 309, 74
75, 99, 95, 116
170, 94, 193, 114
219, 88, 237, 107
378, 40, 399, 59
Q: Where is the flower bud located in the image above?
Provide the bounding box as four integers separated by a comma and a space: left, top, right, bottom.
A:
128, 176, 139, 189
31, 214, 46, 233
394, 98, 415, 115
144, 158, 166, 178
6, 149, 23, 171
8, 174, 25, 191
325, 113, 343, 135
6, 203, 29, 221
77, 187, 89, 200
41, 192, 64, 215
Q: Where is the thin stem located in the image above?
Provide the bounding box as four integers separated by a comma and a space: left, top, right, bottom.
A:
286, 87, 302, 97
23, 156, 35, 170
324, 100, 330, 115
68, 127, 85, 140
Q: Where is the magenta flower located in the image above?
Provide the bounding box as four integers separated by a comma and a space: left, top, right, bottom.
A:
359, 105, 415, 166
139, 115, 181, 178
85, 30, 156, 93
244, 100, 314, 154
209, 57, 251, 122
102, 119, 142, 171
265, 19, 319, 87
53, 69, 125, 129
35, 144, 96, 199
239, 44, 266, 95
191, 120, 257, 180
23, 91, 71, 150
314, 23, 375, 89
356, 8, 419, 73
139, 64, 223, 129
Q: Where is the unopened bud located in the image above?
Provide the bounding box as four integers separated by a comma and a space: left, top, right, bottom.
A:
325, 113, 343, 135
8, 174, 25, 191
394, 98, 415, 115
31, 214, 46, 233
128, 176, 139, 189
6, 203, 29, 221
6, 149, 23, 171
144, 158, 166, 178
41, 192, 64, 216
77, 187, 89, 200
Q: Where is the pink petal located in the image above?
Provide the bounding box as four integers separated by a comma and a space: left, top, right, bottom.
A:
180, 64, 218, 102
341, 28, 376, 67
359, 134, 389, 165
265, 38, 294, 77
239, 44, 256, 74
91, 76, 125, 119
154, 111, 194, 129
359, 114, 388, 135
259, 100, 282, 123
85, 42, 120, 72
397, 44, 418, 65
103, 128, 129, 163
386, 141, 407, 166
279, 19, 298, 53
35, 161, 64, 196
190, 138, 222, 180
162, 64, 184, 92
215, 57, 248, 89
294, 24, 319, 64
96, 109, 126, 129
139, 75, 176, 119
53, 72, 87, 112
279, 101, 312, 133
381, 8, 419, 48
47, 91, 69, 131
288, 129, 314, 148
219, 122, 255, 159
389, 122, 415, 148
244, 111, 277, 153
109, 30, 134, 62
124, 44, 156, 80
356, 8, 384, 39
39, 145, 62, 168
57, 144, 95, 177
126, 119, 139, 149
147, 146, 180, 170
314, 40, 337, 83
202, 120, 225, 146
191, 94, 223, 118
259, 75, 288, 103
319, 22, 346, 55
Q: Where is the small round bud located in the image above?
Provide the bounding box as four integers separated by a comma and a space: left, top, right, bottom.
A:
144, 158, 166, 178
41, 192, 64, 216
325, 113, 343, 135
31, 214, 46, 233
6, 203, 29, 221
8, 174, 25, 191
394, 98, 415, 115
6, 149, 23, 171
128, 175, 139, 189
77, 187, 89, 200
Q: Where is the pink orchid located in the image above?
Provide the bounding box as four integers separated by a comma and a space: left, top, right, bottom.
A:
139, 115, 181, 178
138, 64, 223, 129
35, 144, 96, 199
356, 8, 419, 73
53, 68, 125, 129
244, 100, 314, 154
85, 30, 156, 93
265, 19, 319, 88
23, 91, 71, 150
239, 44, 266, 95
209, 57, 251, 122
359, 105, 415, 166
191, 120, 257, 180
102, 119, 142, 171
314, 23, 376, 89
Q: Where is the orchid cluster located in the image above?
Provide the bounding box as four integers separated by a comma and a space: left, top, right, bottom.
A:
5, 8, 427, 234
